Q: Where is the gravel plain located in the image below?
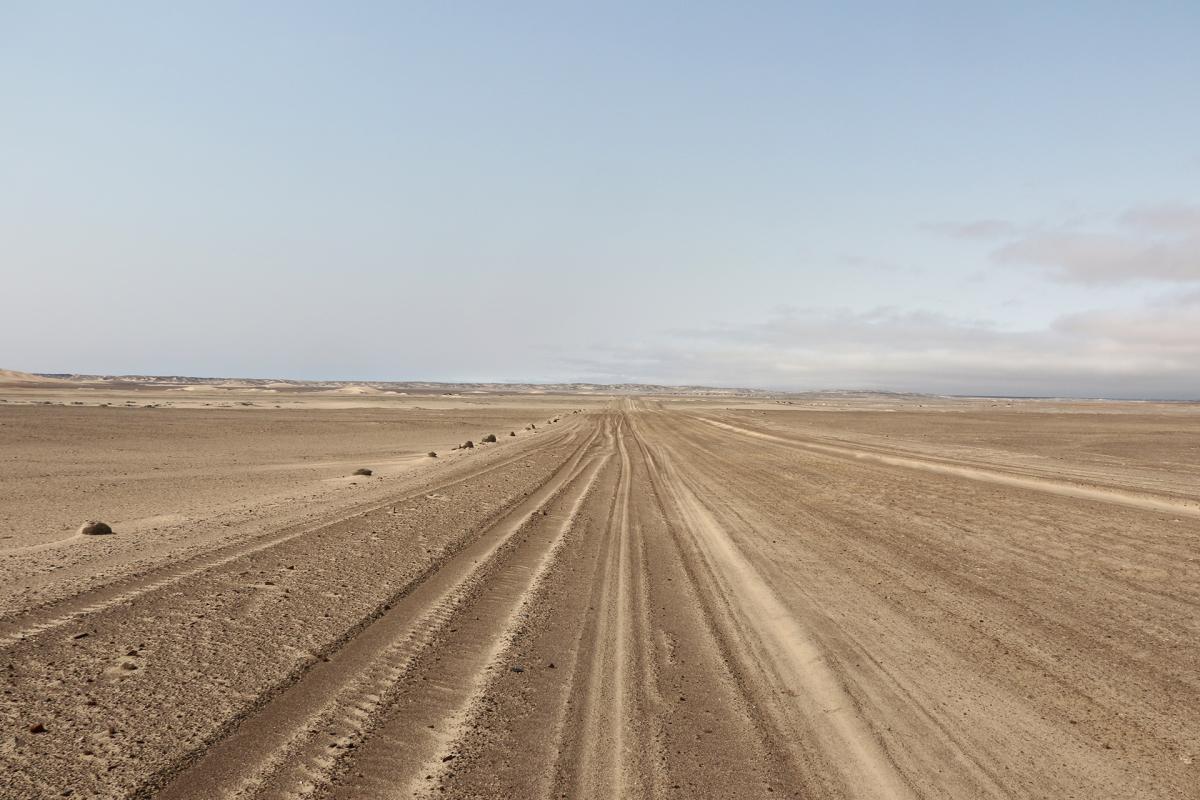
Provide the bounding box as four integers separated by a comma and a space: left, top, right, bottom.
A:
2, 383, 1198, 798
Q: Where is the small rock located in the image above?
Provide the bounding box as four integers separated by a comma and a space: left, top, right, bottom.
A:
29, 722, 46, 734
352, 468, 373, 476
510, 665, 525, 673
78, 522, 113, 536
427, 452, 437, 458
120, 662, 138, 671
72, 632, 89, 640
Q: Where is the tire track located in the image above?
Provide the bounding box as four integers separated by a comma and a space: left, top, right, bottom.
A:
148, 417, 609, 800
627, 406, 918, 800
632, 404, 1185, 798
330, 436, 612, 800
560, 415, 648, 799
632, 409, 1018, 798
10, 400, 1196, 798
693, 415, 1200, 519
0, 425, 580, 650
438, 405, 796, 799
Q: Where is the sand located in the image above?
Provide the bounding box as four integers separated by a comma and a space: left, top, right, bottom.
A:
1, 381, 1199, 798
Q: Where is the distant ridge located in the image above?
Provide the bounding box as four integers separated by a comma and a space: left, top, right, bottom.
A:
13, 372, 1188, 402
0, 368, 67, 385
33, 373, 779, 397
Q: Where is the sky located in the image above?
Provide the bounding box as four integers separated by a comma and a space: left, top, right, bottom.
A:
3, 1, 1199, 397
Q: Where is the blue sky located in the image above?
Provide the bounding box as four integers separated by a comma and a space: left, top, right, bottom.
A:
3, 2, 1199, 396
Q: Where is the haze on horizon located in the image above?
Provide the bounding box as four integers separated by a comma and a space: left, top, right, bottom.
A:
3, 2, 1199, 399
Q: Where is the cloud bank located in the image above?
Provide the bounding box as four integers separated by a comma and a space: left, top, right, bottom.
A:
570, 298, 1200, 399
932, 203, 1200, 284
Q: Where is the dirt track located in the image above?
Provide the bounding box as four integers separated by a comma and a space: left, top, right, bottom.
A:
3, 399, 1199, 798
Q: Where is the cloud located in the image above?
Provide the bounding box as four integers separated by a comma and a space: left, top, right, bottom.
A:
677, 307, 1005, 350
995, 230, 1200, 284
1053, 298, 1200, 352
921, 220, 1020, 240
837, 255, 923, 275
994, 233, 1200, 283
568, 299, 1200, 399
1120, 204, 1200, 234
929, 204, 1200, 284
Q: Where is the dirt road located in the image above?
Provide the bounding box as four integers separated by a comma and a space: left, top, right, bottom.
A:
2, 400, 1198, 798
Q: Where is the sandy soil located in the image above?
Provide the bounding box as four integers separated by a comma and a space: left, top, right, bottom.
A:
2, 388, 1198, 798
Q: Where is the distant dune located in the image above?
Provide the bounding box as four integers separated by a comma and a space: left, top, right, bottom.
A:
1, 370, 944, 400
0, 368, 67, 385
327, 384, 385, 395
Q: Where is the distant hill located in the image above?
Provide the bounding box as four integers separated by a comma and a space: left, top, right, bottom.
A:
18, 372, 963, 401
0, 368, 67, 385
27, 372, 781, 397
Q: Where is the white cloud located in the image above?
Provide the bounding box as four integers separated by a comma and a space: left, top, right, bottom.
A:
569, 299, 1200, 399
1120, 204, 1200, 235
929, 204, 1200, 284
995, 230, 1200, 284
1053, 297, 1200, 353
922, 220, 1019, 240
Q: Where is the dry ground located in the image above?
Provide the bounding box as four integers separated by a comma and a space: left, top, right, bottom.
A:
1, 386, 1198, 798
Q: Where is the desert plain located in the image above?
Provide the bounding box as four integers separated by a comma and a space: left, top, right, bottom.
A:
1, 371, 1199, 799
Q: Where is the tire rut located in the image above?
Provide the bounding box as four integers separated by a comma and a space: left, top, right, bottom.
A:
0, 426, 579, 650
148, 418, 608, 800
692, 415, 1200, 519
627, 405, 918, 800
